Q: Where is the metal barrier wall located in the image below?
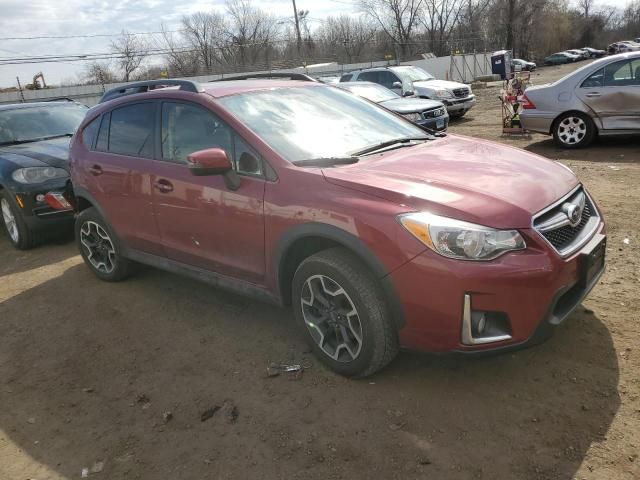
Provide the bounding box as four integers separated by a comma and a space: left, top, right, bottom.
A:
0, 53, 493, 106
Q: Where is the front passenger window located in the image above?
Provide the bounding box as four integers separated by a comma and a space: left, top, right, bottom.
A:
161, 102, 232, 164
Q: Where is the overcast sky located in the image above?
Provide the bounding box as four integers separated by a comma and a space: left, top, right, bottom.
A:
0, 0, 633, 88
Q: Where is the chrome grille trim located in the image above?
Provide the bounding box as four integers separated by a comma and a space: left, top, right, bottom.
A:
532, 186, 601, 257
452, 87, 469, 98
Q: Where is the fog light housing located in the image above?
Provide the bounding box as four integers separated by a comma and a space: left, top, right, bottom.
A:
462, 294, 512, 345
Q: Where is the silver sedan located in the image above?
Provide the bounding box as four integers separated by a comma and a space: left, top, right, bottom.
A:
520, 51, 640, 148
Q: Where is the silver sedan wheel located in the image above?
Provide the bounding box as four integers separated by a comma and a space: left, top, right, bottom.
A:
300, 274, 363, 362
557, 116, 587, 145
1, 198, 19, 243
80, 221, 116, 274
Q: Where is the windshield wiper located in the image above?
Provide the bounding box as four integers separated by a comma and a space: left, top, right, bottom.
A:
292, 157, 360, 167
350, 136, 431, 156
0, 133, 74, 146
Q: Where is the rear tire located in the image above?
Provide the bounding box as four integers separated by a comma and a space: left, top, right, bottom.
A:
0, 191, 39, 250
553, 112, 595, 149
75, 207, 132, 282
292, 247, 399, 377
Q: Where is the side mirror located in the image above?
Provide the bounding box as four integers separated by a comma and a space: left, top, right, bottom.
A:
402, 90, 414, 97
392, 81, 403, 89
187, 148, 232, 176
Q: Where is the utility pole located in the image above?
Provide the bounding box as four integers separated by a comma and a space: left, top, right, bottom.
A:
292, 0, 302, 54
16, 76, 25, 103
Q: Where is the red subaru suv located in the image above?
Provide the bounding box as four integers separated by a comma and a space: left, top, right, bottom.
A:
67, 76, 606, 377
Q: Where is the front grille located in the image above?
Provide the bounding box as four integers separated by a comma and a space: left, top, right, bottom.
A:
452, 87, 469, 98
533, 188, 599, 256
423, 107, 445, 118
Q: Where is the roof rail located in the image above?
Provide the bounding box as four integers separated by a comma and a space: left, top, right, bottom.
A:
99, 79, 204, 104
210, 72, 318, 82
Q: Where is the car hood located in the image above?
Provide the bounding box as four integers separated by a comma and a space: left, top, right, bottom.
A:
412, 79, 467, 91
321, 134, 578, 229
0, 137, 70, 170
379, 97, 444, 113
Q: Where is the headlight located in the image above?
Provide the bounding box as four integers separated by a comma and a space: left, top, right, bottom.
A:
399, 212, 526, 261
434, 89, 453, 99
402, 112, 422, 122
11, 167, 68, 184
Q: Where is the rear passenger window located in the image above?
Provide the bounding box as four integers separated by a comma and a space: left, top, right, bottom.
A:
95, 112, 110, 151
108, 103, 155, 157
604, 60, 633, 86
581, 68, 604, 88
82, 116, 100, 148
359, 71, 379, 83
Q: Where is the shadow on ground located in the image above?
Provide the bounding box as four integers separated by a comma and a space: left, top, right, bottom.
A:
525, 135, 640, 163
0, 259, 620, 479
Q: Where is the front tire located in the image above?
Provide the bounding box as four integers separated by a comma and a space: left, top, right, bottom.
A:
75, 207, 132, 282
292, 248, 399, 377
553, 112, 595, 148
0, 191, 39, 250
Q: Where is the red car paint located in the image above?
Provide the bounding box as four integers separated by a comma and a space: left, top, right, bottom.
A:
69, 81, 605, 354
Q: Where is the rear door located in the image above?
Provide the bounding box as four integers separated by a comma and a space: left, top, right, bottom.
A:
577, 58, 640, 130
83, 102, 162, 255
151, 101, 266, 283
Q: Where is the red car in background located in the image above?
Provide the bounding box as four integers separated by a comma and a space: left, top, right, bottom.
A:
64, 76, 606, 377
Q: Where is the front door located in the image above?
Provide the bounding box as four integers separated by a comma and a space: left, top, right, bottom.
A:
577, 58, 640, 130
151, 101, 266, 283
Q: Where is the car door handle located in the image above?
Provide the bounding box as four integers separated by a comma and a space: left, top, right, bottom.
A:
154, 179, 174, 193
585, 92, 601, 97
89, 165, 103, 176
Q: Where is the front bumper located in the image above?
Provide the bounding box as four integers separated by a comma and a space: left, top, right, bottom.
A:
417, 115, 449, 131
390, 222, 606, 354
444, 95, 476, 113
12, 181, 74, 231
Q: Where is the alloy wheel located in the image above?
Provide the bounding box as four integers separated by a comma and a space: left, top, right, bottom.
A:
80, 221, 116, 274
557, 116, 587, 145
300, 274, 363, 362
1, 198, 19, 243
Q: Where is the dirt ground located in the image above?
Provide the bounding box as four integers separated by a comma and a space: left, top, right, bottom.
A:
0, 62, 638, 480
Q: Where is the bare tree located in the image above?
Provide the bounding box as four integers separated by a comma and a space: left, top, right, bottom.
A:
181, 12, 232, 73
226, 0, 280, 66
110, 31, 148, 82
578, 0, 595, 18
83, 61, 116, 86
316, 15, 377, 61
359, 0, 424, 58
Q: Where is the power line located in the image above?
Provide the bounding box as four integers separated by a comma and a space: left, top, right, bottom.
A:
0, 30, 184, 41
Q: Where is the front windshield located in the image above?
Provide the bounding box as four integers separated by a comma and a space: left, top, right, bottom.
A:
0, 103, 87, 145
396, 66, 435, 82
339, 83, 399, 103
219, 86, 426, 162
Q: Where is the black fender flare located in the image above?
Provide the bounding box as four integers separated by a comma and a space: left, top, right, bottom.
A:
273, 222, 406, 328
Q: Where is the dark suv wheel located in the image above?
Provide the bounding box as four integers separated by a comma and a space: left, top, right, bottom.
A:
75, 207, 133, 282
292, 248, 399, 377
0, 190, 38, 250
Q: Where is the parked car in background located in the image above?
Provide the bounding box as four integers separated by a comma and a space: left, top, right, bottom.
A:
64, 77, 605, 377
565, 49, 589, 60
336, 81, 449, 131
544, 52, 580, 65
341, 65, 475, 118
512, 58, 537, 71
608, 41, 640, 54
521, 51, 640, 148
0, 101, 87, 249
581, 47, 606, 58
